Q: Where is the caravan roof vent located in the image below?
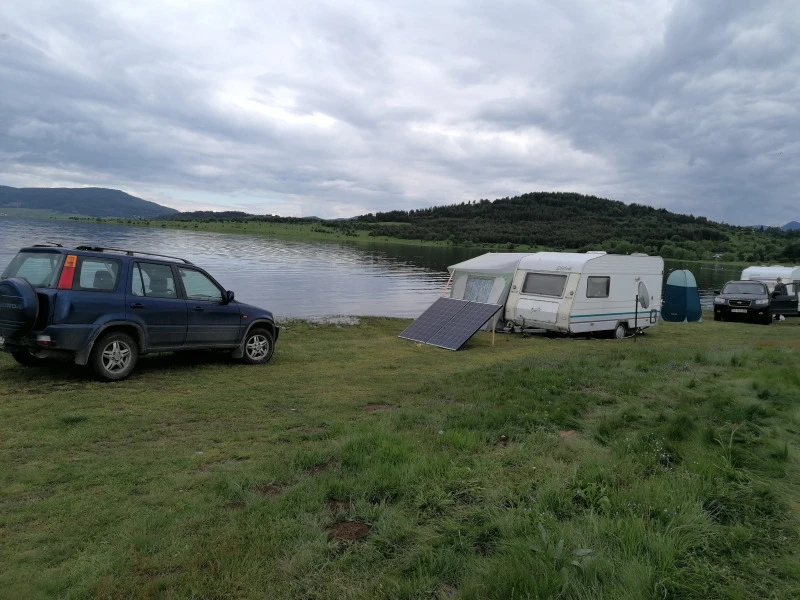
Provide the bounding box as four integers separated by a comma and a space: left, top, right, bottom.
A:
631, 253, 650, 257
586, 251, 607, 255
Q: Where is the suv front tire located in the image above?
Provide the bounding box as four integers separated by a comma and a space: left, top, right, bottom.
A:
241, 328, 274, 365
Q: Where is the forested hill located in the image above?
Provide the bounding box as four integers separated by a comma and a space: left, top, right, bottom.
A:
351, 192, 800, 261
159, 191, 799, 262
0, 186, 177, 219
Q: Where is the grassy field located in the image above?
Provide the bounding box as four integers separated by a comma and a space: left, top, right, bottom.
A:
1, 318, 799, 599
97, 218, 543, 251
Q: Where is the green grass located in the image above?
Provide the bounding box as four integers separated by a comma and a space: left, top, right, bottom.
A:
1, 209, 90, 218
1, 319, 799, 599
93, 218, 545, 251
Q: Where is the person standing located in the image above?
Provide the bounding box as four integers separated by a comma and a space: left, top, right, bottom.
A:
773, 277, 788, 297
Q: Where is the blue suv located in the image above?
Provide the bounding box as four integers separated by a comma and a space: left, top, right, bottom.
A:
0, 244, 279, 381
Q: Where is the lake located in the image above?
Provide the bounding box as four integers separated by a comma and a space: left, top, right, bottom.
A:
0, 217, 742, 319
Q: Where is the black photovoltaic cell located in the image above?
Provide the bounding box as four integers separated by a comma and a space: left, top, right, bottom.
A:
398, 297, 502, 351
398, 297, 469, 343
425, 301, 502, 350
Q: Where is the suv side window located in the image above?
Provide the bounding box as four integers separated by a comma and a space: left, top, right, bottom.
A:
178, 268, 223, 302
132, 263, 178, 299
75, 257, 120, 292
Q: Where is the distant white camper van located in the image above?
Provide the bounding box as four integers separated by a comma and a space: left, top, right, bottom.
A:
740, 265, 800, 317
740, 265, 800, 293
447, 251, 664, 338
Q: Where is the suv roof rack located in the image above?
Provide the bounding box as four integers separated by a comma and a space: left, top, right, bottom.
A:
73, 245, 194, 265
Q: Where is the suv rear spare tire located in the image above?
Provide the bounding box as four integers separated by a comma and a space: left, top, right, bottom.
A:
0, 278, 39, 338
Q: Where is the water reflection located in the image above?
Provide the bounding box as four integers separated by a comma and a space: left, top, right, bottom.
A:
663, 260, 741, 310
0, 218, 478, 318
0, 217, 750, 318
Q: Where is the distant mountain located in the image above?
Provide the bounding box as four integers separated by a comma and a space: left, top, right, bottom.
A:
782, 221, 800, 231
0, 186, 178, 219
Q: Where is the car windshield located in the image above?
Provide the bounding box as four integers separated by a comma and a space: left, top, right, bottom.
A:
722, 282, 765, 295
1, 251, 65, 288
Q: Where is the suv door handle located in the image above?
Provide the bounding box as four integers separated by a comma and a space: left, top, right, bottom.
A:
130, 303, 144, 309
192, 306, 204, 312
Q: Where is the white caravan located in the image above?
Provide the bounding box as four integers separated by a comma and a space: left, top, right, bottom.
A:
448, 251, 664, 338
740, 265, 800, 317
740, 265, 800, 294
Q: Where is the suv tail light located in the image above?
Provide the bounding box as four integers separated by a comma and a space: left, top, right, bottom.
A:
57, 255, 77, 289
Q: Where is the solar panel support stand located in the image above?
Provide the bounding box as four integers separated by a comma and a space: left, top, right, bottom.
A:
441, 270, 454, 296
492, 313, 497, 347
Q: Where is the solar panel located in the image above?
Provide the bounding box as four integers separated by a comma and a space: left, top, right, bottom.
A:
425, 301, 502, 350
398, 297, 469, 343
398, 297, 502, 351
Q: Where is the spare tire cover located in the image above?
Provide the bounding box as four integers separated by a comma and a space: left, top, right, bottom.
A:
0, 278, 39, 338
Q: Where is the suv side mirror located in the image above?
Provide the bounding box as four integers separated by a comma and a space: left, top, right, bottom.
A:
226, 290, 235, 303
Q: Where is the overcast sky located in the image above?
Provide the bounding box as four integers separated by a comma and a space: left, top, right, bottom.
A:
1, 1, 797, 225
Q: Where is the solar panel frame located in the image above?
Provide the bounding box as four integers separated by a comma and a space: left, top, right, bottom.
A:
397, 297, 469, 343
425, 301, 502, 351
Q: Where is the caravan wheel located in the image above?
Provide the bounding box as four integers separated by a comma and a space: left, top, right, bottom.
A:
613, 323, 628, 339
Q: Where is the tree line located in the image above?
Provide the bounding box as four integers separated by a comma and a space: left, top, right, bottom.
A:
158, 193, 800, 262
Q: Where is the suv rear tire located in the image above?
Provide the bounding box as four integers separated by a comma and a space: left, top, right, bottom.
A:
91, 332, 138, 381
241, 328, 274, 365
10, 348, 48, 367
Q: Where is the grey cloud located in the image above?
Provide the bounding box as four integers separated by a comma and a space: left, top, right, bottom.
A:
0, 0, 798, 223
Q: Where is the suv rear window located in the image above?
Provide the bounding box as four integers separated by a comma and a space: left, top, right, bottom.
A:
1, 251, 65, 288
74, 257, 121, 292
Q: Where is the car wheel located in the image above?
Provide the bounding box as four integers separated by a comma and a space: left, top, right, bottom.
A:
713, 313, 721, 322
10, 348, 48, 367
613, 323, 628, 339
763, 313, 772, 325
241, 328, 274, 365
91, 332, 138, 381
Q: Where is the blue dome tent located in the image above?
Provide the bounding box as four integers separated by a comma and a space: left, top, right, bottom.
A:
662, 269, 702, 322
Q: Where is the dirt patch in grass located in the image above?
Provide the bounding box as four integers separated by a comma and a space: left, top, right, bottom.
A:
197, 456, 249, 472
326, 500, 352, 514
287, 425, 330, 433
755, 340, 800, 348
252, 483, 286, 497
225, 500, 246, 510
474, 539, 493, 556
327, 520, 371, 541
559, 430, 579, 440
361, 403, 394, 412
306, 460, 338, 475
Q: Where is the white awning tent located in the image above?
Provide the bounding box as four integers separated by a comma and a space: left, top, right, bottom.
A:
447, 253, 534, 305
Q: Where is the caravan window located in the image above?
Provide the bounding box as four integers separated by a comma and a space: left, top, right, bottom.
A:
464, 276, 494, 303
522, 273, 567, 297
586, 276, 610, 298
